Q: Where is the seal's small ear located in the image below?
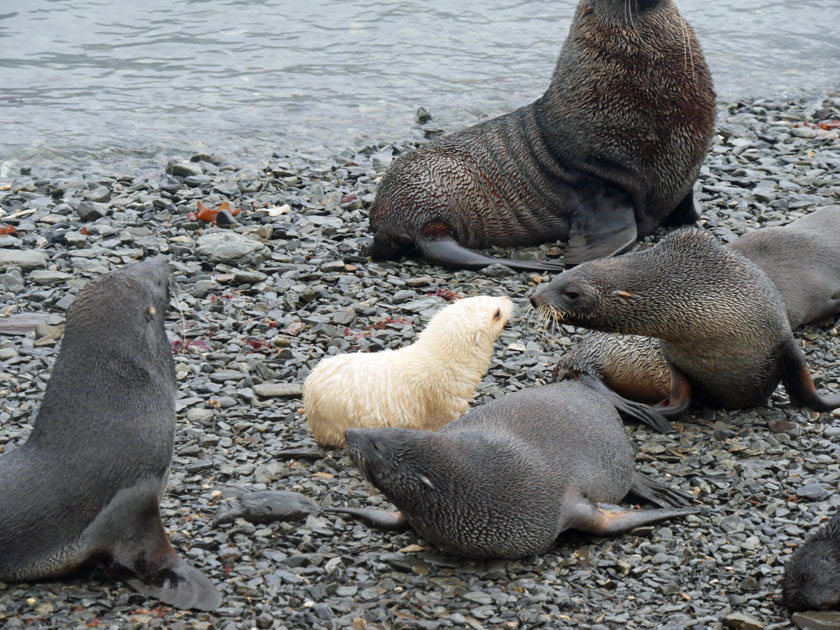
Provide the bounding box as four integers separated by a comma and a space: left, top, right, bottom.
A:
419, 474, 435, 490
611, 290, 634, 299
146, 306, 157, 321
474, 331, 482, 347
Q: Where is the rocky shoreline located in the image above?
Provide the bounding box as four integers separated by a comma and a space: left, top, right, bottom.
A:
1, 92, 839, 630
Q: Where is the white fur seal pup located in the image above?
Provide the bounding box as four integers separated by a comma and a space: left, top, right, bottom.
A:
303, 295, 513, 448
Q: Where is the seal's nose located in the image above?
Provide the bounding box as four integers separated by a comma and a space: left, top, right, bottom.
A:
530, 292, 543, 308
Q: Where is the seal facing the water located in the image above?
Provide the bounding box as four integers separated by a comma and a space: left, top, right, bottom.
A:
304, 295, 512, 448
532, 229, 840, 415
331, 382, 696, 559
368, 0, 715, 271
0, 258, 221, 611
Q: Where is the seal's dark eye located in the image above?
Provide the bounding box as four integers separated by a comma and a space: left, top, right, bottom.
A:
563, 290, 580, 301
493, 308, 501, 320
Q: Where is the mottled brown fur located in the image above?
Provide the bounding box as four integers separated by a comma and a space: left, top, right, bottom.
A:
533, 229, 840, 412
369, 0, 715, 267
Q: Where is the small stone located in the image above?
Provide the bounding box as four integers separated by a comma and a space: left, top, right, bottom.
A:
167, 161, 203, 177
0, 249, 48, 271
28, 269, 73, 285
83, 186, 111, 203
791, 610, 840, 630
797, 482, 829, 502
723, 611, 764, 630
196, 231, 270, 266
253, 382, 303, 398
75, 201, 106, 222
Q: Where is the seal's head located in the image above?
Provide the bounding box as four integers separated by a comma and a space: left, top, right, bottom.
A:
419, 295, 513, 356
530, 229, 784, 340
64, 257, 172, 368
783, 513, 840, 611
345, 428, 440, 503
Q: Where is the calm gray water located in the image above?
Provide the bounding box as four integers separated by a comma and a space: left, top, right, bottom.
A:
1, 0, 838, 171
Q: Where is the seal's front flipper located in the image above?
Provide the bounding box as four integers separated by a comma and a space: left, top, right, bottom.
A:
780, 338, 840, 411
566, 499, 698, 536
108, 507, 221, 611
122, 554, 222, 612
629, 472, 694, 509
565, 191, 637, 266
327, 507, 410, 531
664, 187, 701, 227
419, 238, 565, 272
575, 373, 674, 434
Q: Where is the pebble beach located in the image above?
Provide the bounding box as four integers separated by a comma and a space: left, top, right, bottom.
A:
1, 91, 840, 630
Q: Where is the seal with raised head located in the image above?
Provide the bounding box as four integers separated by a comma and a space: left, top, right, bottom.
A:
783, 510, 840, 612
531, 228, 840, 415
368, 0, 715, 271
548, 208, 840, 425
0, 258, 221, 611
329, 382, 696, 560
732, 205, 840, 329
303, 295, 513, 448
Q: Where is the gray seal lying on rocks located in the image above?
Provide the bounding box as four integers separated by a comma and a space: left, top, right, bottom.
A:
732, 205, 840, 329
367, 0, 715, 271
783, 510, 840, 612
329, 382, 696, 559
0, 258, 221, 611
303, 296, 512, 448
531, 229, 840, 417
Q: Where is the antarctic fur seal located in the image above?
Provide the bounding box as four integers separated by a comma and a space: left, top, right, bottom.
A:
0, 258, 221, 611
531, 228, 840, 414
783, 510, 840, 611
330, 382, 697, 559
548, 208, 840, 424
303, 295, 513, 448
732, 205, 840, 329
367, 0, 715, 271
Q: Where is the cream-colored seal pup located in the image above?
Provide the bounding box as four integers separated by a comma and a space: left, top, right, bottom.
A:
304, 295, 513, 448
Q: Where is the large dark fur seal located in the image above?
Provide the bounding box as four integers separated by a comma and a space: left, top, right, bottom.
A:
531, 228, 840, 415
0, 258, 221, 611
783, 510, 840, 612
368, 0, 716, 271
329, 382, 696, 559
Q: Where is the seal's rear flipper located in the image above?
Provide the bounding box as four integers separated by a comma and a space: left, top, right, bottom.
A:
567, 499, 698, 536
629, 472, 694, 509
419, 238, 566, 272
326, 507, 410, 531
575, 373, 675, 434
564, 192, 637, 266
780, 338, 840, 411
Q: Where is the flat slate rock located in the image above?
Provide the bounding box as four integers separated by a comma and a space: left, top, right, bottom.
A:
0, 312, 63, 335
